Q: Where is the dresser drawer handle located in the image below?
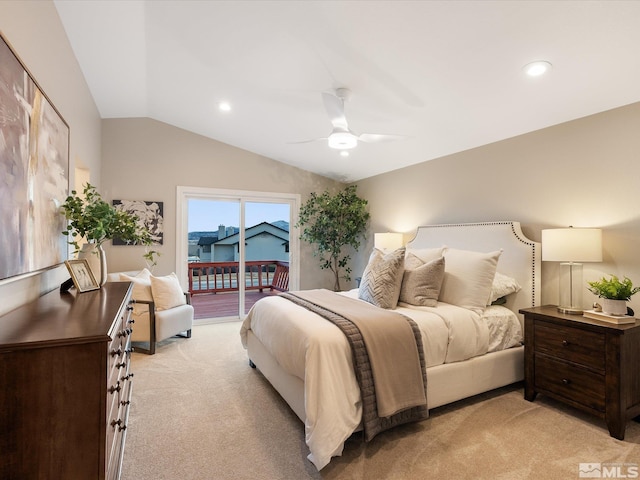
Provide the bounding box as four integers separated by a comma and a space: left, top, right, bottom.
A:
110, 419, 127, 431
109, 384, 121, 394
121, 373, 134, 382
110, 347, 122, 357
561, 340, 569, 347
562, 378, 571, 385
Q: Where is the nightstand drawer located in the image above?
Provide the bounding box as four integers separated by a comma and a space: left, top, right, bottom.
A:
534, 322, 605, 371
535, 354, 605, 411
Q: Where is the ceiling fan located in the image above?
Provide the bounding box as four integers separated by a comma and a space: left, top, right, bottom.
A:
291, 88, 406, 150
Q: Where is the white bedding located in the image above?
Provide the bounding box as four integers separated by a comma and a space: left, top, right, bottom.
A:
240, 289, 522, 470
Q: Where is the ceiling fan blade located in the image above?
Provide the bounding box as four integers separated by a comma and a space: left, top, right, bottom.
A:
287, 137, 327, 144
357, 133, 407, 143
321, 91, 349, 131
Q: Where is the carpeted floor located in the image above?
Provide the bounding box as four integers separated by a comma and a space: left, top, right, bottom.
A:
121, 322, 640, 480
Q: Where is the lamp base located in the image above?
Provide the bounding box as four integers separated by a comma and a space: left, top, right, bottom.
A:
557, 305, 584, 315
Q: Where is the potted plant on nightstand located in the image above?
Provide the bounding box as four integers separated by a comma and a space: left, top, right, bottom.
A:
61, 183, 158, 285
587, 275, 640, 316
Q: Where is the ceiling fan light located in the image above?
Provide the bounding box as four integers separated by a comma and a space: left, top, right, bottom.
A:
328, 132, 357, 150
523, 60, 552, 77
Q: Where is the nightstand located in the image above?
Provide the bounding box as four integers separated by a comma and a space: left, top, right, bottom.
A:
520, 305, 640, 440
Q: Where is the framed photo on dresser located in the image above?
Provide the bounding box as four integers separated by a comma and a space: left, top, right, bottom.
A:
65, 259, 100, 292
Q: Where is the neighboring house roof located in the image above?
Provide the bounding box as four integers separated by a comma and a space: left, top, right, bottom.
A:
214, 221, 289, 246
197, 236, 217, 246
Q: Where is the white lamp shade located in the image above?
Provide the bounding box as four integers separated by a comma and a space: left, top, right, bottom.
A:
374, 232, 403, 252
541, 228, 602, 263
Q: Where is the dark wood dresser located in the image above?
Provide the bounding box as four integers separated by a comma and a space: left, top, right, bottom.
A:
520, 305, 640, 440
0, 282, 134, 480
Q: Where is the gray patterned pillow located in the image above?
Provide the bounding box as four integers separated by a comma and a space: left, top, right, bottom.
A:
358, 247, 406, 309
399, 255, 445, 307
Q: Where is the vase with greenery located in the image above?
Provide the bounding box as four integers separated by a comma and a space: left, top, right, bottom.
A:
587, 275, 639, 315
61, 183, 158, 284
296, 185, 369, 291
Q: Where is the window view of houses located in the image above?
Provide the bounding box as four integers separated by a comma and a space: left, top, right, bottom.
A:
187, 219, 290, 319
188, 221, 289, 263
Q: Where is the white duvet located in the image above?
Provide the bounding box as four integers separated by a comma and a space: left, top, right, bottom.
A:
240, 290, 521, 470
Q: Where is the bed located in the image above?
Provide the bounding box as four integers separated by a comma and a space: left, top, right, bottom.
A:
240, 221, 540, 470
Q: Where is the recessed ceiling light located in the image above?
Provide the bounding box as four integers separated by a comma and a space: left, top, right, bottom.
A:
340, 150, 349, 157
218, 101, 231, 112
523, 61, 552, 77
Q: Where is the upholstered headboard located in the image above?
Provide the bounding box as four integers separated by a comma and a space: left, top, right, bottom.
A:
405, 221, 540, 324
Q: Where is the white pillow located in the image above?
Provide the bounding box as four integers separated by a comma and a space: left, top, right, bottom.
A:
120, 269, 153, 317
439, 248, 502, 315
358, 247, 406, 309
488, 272, 521, 305
150, 273, 187, 311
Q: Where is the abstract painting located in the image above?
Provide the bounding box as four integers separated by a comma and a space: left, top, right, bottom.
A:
0, 33, 69, 281
113, 200, 164, 245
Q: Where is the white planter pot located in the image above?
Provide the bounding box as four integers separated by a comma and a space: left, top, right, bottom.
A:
78, 243, 107, 286
601, 298, 627, 316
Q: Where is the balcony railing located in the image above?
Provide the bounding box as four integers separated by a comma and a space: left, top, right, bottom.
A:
188, 260, 289, 295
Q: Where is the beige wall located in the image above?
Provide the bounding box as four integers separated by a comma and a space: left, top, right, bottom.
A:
0, 1, 102, 316
3, 0, 640, 318
355, 102, 640, 313
101, 118, 342, 290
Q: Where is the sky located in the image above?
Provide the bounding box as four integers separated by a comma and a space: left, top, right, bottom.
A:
188, 199, 290, 232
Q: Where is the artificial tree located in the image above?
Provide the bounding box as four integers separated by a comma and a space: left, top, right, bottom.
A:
297, 185, 369, 291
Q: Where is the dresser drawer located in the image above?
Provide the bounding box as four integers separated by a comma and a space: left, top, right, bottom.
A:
534, 322, 605, 371
535, 354, 605, 411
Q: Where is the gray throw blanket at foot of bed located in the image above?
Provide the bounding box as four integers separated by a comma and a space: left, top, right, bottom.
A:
280, 289, 429, 441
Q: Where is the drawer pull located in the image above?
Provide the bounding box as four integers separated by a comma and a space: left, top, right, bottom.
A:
111, 419, 127, 431
562, 378, 571, 385
126, 305, 134, 312
109, 384, 121, 394
120, 400, 131, 406
561, 340, 569, 347
116, 361, 127, 369
121, 373, 134, 382
110, 347, 122, 357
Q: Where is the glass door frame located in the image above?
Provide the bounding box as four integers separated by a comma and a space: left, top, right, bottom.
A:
176, 186, 300, 320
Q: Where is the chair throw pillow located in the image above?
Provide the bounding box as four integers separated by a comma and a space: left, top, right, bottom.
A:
358, 247, 406, 309
150, 273, 187, 311
120, 269, 154, 317
399, 255, 445, 307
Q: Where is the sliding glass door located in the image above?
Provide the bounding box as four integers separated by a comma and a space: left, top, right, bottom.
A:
176, 187, 299, 322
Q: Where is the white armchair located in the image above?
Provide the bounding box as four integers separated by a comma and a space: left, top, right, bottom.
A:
107, 270, 193, 355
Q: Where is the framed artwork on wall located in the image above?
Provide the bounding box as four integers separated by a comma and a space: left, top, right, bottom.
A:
112, 200, 164, 245
0, 33, 70, 282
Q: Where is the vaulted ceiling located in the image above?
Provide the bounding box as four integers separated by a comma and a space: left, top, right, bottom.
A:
54, 1, 640, 182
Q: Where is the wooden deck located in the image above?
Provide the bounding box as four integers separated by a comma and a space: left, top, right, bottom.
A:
190, 290, 279, 319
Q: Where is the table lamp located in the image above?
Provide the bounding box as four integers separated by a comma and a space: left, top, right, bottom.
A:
374, 232, 403, 253
542, 227, 602, 314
